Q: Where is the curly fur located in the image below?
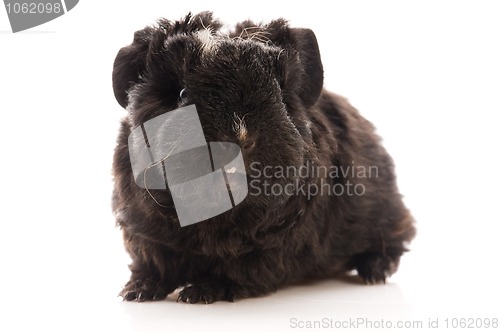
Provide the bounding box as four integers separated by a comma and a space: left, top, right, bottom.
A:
111, 12, 416, 303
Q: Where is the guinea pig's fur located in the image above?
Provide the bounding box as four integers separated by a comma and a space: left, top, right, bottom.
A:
112, 12, 416, 303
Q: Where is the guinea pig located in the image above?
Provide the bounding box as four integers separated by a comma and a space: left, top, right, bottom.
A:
111, 11, 416, 303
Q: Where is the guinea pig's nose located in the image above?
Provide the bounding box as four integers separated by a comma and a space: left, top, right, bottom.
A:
240, 137, 257, 152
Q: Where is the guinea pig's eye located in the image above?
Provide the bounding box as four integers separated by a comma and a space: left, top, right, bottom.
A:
179, 88, 188, 101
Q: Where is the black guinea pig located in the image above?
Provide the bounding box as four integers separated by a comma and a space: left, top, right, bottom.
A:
111, 11, 416, 303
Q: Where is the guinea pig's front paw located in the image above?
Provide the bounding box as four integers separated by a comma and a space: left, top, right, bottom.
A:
119, 278, 169, 302
177, 283, 235, 304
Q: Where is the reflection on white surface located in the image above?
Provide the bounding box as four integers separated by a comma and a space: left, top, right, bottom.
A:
1, 0, 500, 331
118, 279, 409, 332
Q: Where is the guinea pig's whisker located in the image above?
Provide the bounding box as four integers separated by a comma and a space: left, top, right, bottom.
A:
235, 27, 271, 44
233, 113, 249, 141
236, 26, 260, 40
199, 17, 214, 35
143, 128, 194, 208
277, 49, 285, 61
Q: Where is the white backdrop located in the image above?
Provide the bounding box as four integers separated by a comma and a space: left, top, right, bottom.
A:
1, 1, 499, 331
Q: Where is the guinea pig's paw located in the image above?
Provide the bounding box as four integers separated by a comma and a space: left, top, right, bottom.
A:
355, 252, 399, 285
177, 283, 234, 304
119, 278, 169, 302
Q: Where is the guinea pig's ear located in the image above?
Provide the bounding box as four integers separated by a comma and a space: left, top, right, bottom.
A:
266, 21, 324, 109
288, 28, 324, 109
113, 12, 221, 109
112, 27, 153, 108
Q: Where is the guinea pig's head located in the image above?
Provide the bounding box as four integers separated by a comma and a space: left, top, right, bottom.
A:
113, 12, 324, 212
